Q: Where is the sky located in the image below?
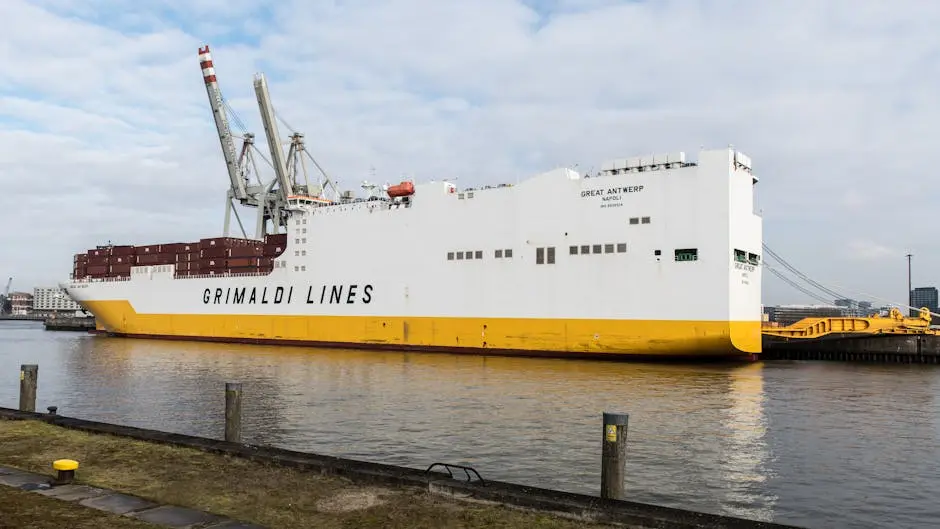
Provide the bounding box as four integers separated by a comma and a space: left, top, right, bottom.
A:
1, 0, 938, 308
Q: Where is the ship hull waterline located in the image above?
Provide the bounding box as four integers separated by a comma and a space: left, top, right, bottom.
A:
82, 300, 761, 362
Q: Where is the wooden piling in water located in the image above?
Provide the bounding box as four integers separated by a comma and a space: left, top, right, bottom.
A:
224, 382, 242, 443
600, 411, 628, 500
19, 364, 37, 413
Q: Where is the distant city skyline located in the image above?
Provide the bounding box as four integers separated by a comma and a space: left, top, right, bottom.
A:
1, 1, 939, 307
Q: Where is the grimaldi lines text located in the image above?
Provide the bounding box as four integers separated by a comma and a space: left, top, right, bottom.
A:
63, 147, 763, 360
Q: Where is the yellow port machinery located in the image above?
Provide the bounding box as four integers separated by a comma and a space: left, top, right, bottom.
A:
762, 307, 939, 340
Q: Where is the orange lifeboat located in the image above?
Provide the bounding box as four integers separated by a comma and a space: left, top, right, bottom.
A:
387, 181, 415, 198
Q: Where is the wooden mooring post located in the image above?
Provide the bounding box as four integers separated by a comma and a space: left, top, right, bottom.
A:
224, 382, 242, 443
19, 364, 38, 413
601, 411, 629, 500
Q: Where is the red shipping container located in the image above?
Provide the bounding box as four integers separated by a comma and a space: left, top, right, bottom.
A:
88, 248, 109, 257
110, 263, 132, 274
87, 264, 108, 275
110, 255, 133, 265
110, 245, 136, 256
229, 245, 263, 258
259, 257, 274, 267
87, 255, 109, 266
136, 244, 161, 254
137, 253, 175, 265
265, 233, 287, 245
227, 257, 260, 268
202, 258, 226, 268
198, 237, 252, 249
162, 242, 195, 253
200, 247, 229, 259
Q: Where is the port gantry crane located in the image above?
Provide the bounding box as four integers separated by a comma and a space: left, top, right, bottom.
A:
198, 45, 340, 240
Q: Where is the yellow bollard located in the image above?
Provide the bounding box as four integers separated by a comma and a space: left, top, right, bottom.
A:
52, 459, 79, 486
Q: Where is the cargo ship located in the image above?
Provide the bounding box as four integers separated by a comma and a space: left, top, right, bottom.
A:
61, 45, 763, 360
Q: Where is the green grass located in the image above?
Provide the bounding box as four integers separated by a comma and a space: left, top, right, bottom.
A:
0, 420, 613, 529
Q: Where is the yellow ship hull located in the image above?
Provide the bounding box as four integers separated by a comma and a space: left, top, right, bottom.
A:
84, 300, 761, 360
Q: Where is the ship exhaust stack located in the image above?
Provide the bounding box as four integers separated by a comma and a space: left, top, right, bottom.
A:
198, 45, 249, 202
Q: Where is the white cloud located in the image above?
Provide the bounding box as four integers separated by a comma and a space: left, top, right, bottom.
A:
846, 240, 896, 261
1, 0, 938, 307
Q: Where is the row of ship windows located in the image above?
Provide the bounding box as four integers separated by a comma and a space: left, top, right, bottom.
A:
535, 246, 697, 263
734, 249, 761, 265
446, 246, 698, 264
447, 249, 514, 261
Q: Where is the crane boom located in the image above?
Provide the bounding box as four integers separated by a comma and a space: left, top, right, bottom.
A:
198, 45, 249, 202
2, 277, 10, 298
253, 73, 294, 201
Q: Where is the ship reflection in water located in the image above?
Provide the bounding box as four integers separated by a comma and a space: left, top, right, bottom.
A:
1, 322, 939, 529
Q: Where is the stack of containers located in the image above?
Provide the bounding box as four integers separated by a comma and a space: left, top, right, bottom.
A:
71, 234, 288, 279
197, 237, 254, 276
72, 253, 88, 279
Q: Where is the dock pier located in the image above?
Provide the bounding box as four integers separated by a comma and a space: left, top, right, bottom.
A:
762, 333, 940, 364
43, 316, 96, 332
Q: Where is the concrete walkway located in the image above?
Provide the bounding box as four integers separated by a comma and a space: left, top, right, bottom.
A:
0, 465, 265, 529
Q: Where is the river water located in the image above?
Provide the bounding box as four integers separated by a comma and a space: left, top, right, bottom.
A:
1, 320, 938, 528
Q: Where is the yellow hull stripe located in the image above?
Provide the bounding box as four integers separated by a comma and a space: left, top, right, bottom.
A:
84, 300, 761, 357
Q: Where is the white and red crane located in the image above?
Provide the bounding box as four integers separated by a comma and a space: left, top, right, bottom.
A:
197, 44, 340, 239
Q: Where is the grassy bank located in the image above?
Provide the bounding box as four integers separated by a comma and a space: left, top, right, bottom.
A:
0, 420, 613, 529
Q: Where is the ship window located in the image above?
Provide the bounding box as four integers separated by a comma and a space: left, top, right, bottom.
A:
448, 252, 454, 260
580, 245, 590, 254
592, 244, 602, 254
748, 252, 760, 265
295, 238, 300, 244
536, 247, 544, 264
302, 250, 307, 256
505, 249, 513, 258
294, 251, 300, 256
456, 251, 464, 260
294, 266, 299, 271
301, 265, 306, 271
569, 245, 578, 255
547, 247, 555, 264
604, 244, 614, 254
617, 243, 627, 253
303, 218, 307, 224
641, 216, 650, 224
458, 193, 465, 199
495, 249, 503, 258
302, 228, 307, 234
468, 192, 475, 199
734, 249, 746, 263
629, 217, 639, 225
466, 251, 474, 260
675, 248, 698, 262
654, 249, 662, 256
302, 238, 307, 244
475, 250, 483, 259
296, 220, 301, 226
